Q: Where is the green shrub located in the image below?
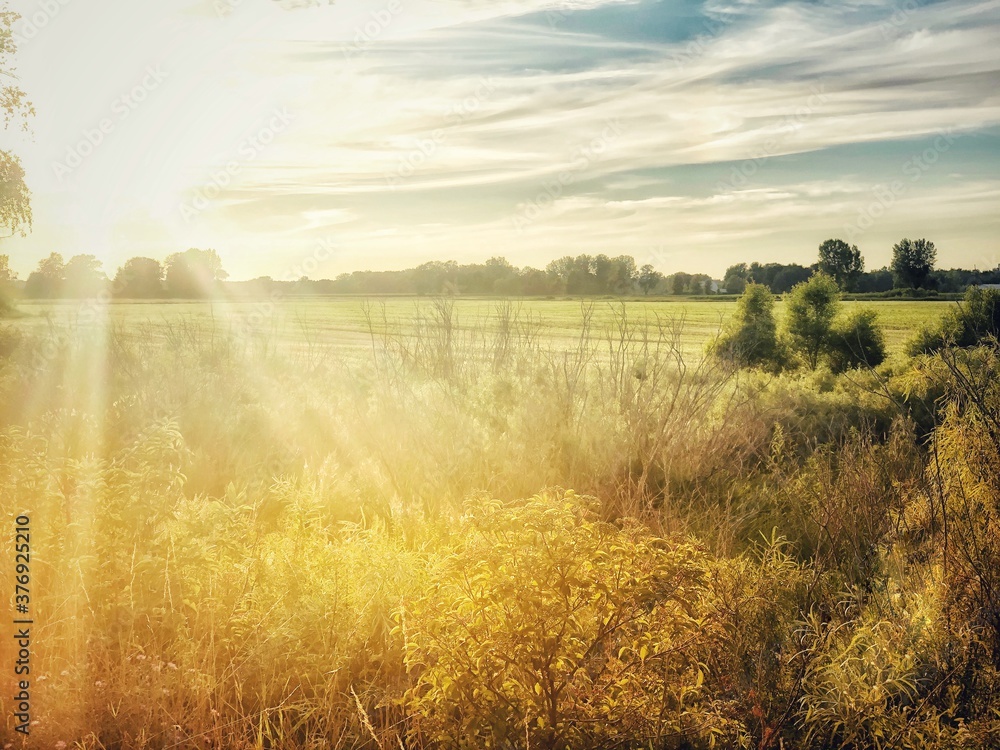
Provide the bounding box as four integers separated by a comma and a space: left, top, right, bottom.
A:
907, 286, 1000, 355
926, 347, 1000, 660
798, 615, 931, 750
0, 295, 16, 318
784, 273, 841, 369
709, 283, 786, 370
826, 308, 887, 373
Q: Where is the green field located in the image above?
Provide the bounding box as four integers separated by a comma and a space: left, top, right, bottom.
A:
11, 296, 956, 357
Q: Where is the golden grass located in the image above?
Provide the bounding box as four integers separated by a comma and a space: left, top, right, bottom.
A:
0, 299, 996, 749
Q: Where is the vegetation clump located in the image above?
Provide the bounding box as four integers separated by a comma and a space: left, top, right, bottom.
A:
404, 491, 715, 749
784, 272, 842, 370
908, 285, 1000, 355
712, 274, 887, 373
708, 283, 786, 370
827, 308, 887, 373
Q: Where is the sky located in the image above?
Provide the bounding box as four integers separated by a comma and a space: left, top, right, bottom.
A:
2, 0, 999, 280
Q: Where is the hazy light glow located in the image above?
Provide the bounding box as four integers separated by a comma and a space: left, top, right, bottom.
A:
5, 0, 1000, 279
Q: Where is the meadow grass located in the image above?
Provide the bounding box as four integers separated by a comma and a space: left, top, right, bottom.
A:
0, 296, 997, 749
12, 295, 954, 358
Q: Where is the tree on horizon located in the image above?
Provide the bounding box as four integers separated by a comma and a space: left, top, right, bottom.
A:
818, 239, 864, 291
891, 238, 937, 289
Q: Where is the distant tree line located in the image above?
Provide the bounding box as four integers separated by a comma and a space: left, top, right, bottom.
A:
7, 252, 716, 299
287, 239, 999, 297
314, 256, 716, 297
8, 249, 229, 300
722, 238, 999, 296
6, 237, 999, 301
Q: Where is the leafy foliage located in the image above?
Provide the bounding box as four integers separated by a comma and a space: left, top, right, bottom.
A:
908, 286, 1000, 355
784, 273, 841, 370
827, 308, 887, 373
0, 9, 33, 238
818, 239, 864, 291
0, 150, 31, 236
892, 238, 938, 290
403, 491, 714, 749
709, 283, 785, 370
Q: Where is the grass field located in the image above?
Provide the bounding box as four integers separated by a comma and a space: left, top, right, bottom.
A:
10, 296, 956, 357
2, 291, 998, 749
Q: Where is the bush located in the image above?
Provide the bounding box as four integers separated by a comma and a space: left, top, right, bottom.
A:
826, 308, 887, 373
778, 421, 920, 587
701, 536, 816, 749
797, 614, 938, 750
784, 273, 841, 369
925, 347, 1000, 660
0, 294, 16, 318
402, 491, 718, 749
908, 286, 1000, 355
709, 283, 785, 370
